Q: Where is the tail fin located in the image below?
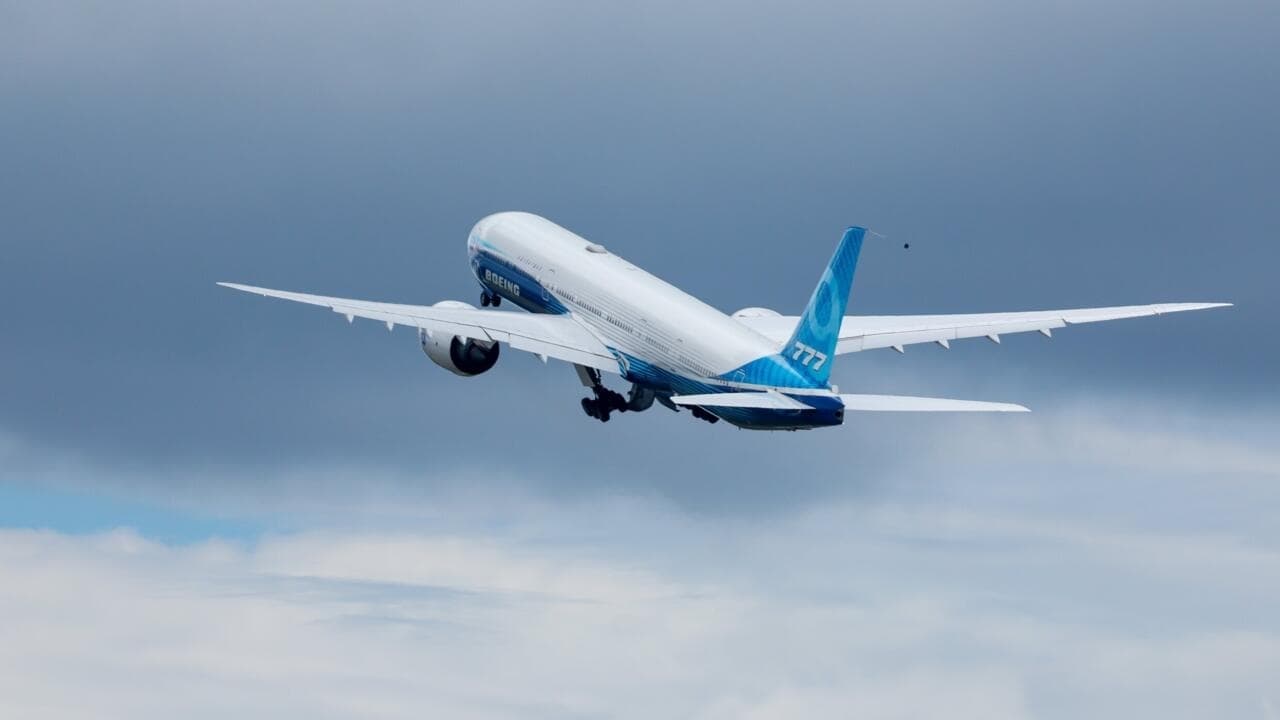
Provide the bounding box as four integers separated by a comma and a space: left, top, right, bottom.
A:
782, 226, 866, 385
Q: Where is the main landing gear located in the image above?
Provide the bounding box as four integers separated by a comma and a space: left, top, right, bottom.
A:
574, 365, 652, 423
480, 290, 501, 307
577, 365, 628, 423
581, 391, 627, 422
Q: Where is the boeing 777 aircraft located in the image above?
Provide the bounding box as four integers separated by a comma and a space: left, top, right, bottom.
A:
220, 212, 1229, 430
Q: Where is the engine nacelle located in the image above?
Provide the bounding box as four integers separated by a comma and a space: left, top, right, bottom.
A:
732, 307, 781, 319
420, 301, 500, 376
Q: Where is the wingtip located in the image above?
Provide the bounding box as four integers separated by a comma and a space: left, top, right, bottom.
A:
990, 402, 1031, 412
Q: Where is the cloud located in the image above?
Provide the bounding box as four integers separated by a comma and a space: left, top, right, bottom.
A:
3, 397, 1278, 530
2, 402, 1277, 718
1, 485, 1278, 720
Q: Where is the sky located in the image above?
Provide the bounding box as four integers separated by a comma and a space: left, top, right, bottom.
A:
1, 0, 1278, 717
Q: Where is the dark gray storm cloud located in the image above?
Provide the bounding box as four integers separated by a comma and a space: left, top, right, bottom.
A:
1, 0, 1276, 509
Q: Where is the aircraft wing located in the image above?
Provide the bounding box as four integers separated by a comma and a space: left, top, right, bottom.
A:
736, 302, 1231, 354
217, 283, 621, 374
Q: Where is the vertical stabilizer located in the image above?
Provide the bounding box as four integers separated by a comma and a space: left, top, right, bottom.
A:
781, 226, 866, 385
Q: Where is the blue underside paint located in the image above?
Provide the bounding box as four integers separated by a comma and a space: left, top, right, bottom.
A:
716, 354, 820, 389
470, 245, 569, 315
618, 352, 843, 430
468, 242, 843, 430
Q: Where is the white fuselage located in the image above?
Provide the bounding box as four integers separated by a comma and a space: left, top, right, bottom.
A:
468, 211, 782, 382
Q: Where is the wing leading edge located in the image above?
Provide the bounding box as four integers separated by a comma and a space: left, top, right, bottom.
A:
737, 302, 1231, 354
217, 282, 620, 374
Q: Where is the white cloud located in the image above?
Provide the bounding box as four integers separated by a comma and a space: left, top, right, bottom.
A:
2, 401, 1278, 718
935, 401, 1280, 478
1, 491, 1277, 720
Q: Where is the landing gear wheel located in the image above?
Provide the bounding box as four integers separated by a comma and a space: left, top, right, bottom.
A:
581, 397, 610, 422
597, 387, 627, 413
480, 293, 491, 307
573, 364, 630, 424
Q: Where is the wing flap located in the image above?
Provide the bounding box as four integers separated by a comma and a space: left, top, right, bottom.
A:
217, 282, 620, 373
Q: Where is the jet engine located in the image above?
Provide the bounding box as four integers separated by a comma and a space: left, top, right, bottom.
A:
732, 307, 781, 319
420, 301, 500, 376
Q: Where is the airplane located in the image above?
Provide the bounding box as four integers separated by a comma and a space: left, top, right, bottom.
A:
219, 211, 1230, 430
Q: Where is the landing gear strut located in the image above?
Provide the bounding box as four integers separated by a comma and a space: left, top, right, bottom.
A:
574, 365, 631, 423
480, 290, 501, 307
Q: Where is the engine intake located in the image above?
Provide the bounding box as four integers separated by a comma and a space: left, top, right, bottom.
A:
732, 307, 781, 319
422, 332, 500, 376
420, 301, 501, 376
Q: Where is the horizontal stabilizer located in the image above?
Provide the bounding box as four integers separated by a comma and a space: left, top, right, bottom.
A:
838, 394, 1029, 412
670, 391, 811, 409
670, 391, 1029, 412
